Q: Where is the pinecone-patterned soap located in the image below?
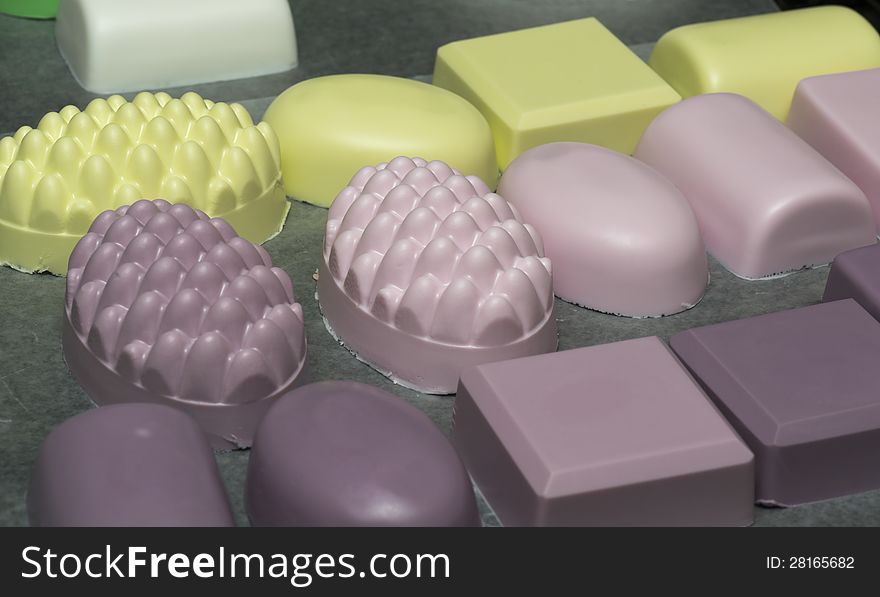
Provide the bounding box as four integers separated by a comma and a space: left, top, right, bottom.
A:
63, 199, 307, 449
318, 156, 557, 394
0, 91, 288, 274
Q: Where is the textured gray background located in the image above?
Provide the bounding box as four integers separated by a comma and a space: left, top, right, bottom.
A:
3, 0, 880, 527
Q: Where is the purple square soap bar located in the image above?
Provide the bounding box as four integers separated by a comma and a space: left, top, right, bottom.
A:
788, 68, 880, 233
824, 243, 880, 322
635, 93, 875, 279
671, 300, 880, 506
454, 337, 754, 526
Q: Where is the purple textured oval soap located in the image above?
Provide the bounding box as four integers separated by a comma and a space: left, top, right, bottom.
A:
29, 404, 235, 526
318, 156, 557, 394
246, 381, 480, 526
63, 199, 308, 449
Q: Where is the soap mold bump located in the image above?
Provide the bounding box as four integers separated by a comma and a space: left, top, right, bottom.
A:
63, 199, 308, 449
0, 91, 289, 274
318, 156, 557, 394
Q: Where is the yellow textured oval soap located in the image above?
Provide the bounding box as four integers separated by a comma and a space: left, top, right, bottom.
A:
0, 91, 289, 275
263, 74, 498, 207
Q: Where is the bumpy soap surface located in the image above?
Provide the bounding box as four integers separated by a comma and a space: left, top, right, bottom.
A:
0, 91, 288, 274
318, 156, 557, 394
63, 199, 307, 449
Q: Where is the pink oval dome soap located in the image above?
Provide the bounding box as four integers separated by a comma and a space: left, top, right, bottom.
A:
318, 157, 556, 394
498, 142, 708, 317
63, 199, 308, 449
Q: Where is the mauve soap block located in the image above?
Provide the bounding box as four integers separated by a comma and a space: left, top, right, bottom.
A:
247, 381, 480, 527
454, 336, 754, 526
788, 68, 880, 233
824, 243, 880, 322
28, 404, 235, 527
635, 93, 875, 280
671, 299, 880, 506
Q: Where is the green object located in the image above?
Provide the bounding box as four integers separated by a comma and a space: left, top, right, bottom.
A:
0, 0, 59, 19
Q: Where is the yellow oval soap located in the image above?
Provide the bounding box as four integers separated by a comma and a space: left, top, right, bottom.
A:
263, 74, 498, 207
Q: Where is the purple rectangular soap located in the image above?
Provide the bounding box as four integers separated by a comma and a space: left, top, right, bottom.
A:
453, 336, 754, 526
823, 242, 880, 322
671, 299, 880, 506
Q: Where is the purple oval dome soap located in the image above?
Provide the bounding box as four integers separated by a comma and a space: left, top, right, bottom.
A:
318, 156, 556, 394
246, 381, 480, 526
29, 403, 235, 526
63, 199, 308, 449
498, 142, 708, 317
635, 93, 876, 279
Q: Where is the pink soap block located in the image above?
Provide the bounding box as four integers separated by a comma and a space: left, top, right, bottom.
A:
498, 142, 707, 317
635, 93, 875, 280
318, 157, 557, 394
789, 68, 880, 234
454, 336, 754, 526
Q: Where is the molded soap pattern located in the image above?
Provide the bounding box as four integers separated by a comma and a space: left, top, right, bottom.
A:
0, 92, 289, 274
318, 156, 556, 394
63, 199, 307, 449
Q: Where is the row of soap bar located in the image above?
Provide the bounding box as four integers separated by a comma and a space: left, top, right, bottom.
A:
3, 69, 876, 295
434, 6, 880, 164
31, 2, 878, 131
456, 297, 880, 525
37, 238, 880, 526
13, 80, 880, 395
7, 8, 880, 285
29, 382, 480, 526
454, 241, 880, 524
51, 133, 880, 410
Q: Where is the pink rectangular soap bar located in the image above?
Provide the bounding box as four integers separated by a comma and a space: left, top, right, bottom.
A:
453, 336, 754, 526
635, 93, 875, 279
789, 68, 880, 234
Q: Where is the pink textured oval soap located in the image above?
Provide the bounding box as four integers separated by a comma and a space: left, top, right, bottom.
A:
63, 199, 308, 449
498, 142, 708, 317
318, 157, 557, 394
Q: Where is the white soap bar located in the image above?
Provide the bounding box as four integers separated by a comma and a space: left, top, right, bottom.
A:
56, 0, 298, 93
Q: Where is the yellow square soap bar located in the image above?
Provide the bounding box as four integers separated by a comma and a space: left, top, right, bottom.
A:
433, 18, 680, 169
649, 6, 880, 121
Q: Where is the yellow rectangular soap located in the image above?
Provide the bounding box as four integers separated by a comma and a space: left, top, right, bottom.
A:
649, 6, 880, 120
433, 18, 680, 168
